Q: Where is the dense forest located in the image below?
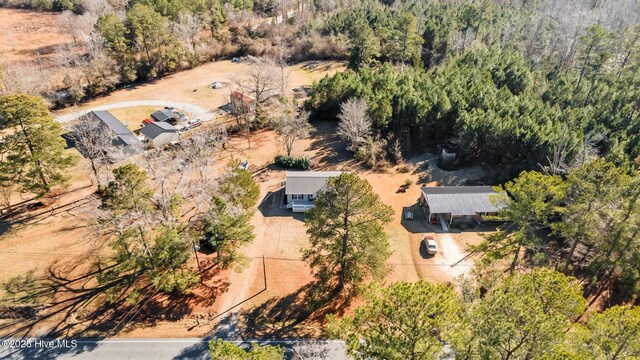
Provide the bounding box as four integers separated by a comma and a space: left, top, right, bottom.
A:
307, 1, 640, 179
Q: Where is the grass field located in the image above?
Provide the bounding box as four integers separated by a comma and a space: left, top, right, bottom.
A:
109, 106, 163, 131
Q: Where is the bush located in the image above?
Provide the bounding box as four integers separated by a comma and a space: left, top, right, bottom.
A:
274, 155, 311, 170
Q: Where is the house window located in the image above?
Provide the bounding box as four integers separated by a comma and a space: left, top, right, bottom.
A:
292, 194, 304, 200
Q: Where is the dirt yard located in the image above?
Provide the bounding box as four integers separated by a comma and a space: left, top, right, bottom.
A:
115, 123, 491, 338
0, 114, 490, 339
53, 60, 345, 119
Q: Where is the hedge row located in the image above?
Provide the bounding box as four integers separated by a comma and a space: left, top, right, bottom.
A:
274, 155, 311, 170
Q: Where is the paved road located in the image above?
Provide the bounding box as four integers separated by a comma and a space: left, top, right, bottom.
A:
54, 100, 218, 123
0, 338, 348, 360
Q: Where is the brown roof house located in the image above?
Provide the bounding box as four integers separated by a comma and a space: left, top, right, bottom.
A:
230, 90, 257, 115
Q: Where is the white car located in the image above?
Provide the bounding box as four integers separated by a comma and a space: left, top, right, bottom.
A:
421, 237, 438, 255
404, 211, 414, 220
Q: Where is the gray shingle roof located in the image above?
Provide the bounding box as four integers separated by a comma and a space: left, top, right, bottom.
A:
150, 110, 175, 122
91, 111, 140, 146
140, 121, 178, 139
285, 171, 344, 195
421, 186, 502, 216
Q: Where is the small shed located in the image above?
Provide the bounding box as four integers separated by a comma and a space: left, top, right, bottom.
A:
140, 121, 179, 147
150, 109, 176, 123
230, 91, 256, 115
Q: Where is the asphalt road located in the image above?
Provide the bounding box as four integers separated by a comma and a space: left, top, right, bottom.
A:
0, 338, 348, 360
54, 100, 218, 123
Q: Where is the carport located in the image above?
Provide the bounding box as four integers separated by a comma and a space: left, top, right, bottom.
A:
419, 186, 502, 231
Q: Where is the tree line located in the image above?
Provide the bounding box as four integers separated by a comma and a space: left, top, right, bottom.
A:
476, 158, 640, 306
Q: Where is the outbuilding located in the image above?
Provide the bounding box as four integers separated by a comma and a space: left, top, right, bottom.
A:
420, 186, 503, 231
139, 121, 179, 147
150, 109, 176, 123
230, 91, 256, 115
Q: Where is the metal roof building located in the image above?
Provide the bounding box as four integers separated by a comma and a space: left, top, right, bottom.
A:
150, 109, 175, 123
285, 171, 344, 196
140, 122, 179, 147
89, 111, 142, 158
420, 186, 502, 216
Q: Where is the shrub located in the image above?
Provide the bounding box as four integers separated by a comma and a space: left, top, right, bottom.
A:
274, 155, 311, 170
404, 179, 414, 187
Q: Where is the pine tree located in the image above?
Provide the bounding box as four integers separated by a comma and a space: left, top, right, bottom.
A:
303, 173, 393, 294
0, 94, 77, 195
329, 281, 462, 359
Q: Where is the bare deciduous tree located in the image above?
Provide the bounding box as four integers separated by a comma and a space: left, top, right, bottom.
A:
0, 180, 14, 214
175, 13, 203, 57
337, 98, 372, 151
71, 113, 121, 188
276, 105, 311, 156
234, 57, 281, 118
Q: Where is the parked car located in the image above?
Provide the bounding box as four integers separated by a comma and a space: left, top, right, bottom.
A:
404, 211, 414, 220
188, 118, 203, 128
430, 213, 438, 224
421, 236, 438, 255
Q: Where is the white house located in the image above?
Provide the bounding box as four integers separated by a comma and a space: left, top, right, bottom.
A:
139, 121, 179, 147
284, 171, 343, 212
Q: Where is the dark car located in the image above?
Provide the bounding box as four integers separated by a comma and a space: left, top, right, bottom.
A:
200, 233, 218, 251
430, 214, 438, 224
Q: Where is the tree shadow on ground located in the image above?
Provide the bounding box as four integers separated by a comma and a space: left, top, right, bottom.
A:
0, 256, 233, 342
0, 186, 96, 237
237, 281, 352, 339
307, 122, 352, 169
